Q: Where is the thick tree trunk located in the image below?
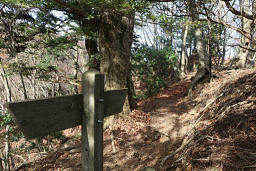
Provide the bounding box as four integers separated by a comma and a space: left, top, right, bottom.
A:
186, 0, 211, 95
85, 39, 100, 71
187, 27, 211, 95
195, 31, 209, 71
99, 12, 135, 116
127, 64, 137, 110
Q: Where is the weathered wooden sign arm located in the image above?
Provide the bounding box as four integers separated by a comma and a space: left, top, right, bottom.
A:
7, 94, 83, 139
6, 70, 127, 171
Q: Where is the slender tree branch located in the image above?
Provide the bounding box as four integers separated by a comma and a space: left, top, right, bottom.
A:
227, 44, 256, 52
202, 4, 254, 42
222, 0, 253, 20
52, 0, 89, 17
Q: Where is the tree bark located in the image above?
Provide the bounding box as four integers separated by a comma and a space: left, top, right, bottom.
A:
186, 1, 211, 95
19, 73, 28, 99
250, 0, 256, 61
236, 0, 252, 68
222, 26, 227, 65
0, 60, 11, 171
187, 27, 210, 95
127, 64, 137, 110
180, 19, 189, 77
207, 20, 212, 72
85, 39, 100, 71
99, 11, 135, 115
195, 27, 210, 71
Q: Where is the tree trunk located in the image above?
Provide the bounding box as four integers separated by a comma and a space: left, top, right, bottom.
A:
236, 0, 252, 68
180, 20, 189, 77
196, 27, 210, 71
0, 151, 3, 170
0, 62, 12, 102
219, 1, 227, 65
187, 27, 210, 95
99, 12, 135, 116
0, 60, 11, 171
19, 73, 28, 99
186, 1, 211, 95
85, 39, 100, 71
222, 26, 227, 65
127, 64, 137, 110
250, 0, 256, 61
207, 20, 212, 73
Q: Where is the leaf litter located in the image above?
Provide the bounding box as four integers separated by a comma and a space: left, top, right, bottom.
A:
9, 68, 256, 171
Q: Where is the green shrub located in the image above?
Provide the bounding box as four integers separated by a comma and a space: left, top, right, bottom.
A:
0, 111, 24, 142
132, 45, 177, 98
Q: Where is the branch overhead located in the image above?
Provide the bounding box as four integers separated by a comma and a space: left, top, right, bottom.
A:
222, 0, 253, 20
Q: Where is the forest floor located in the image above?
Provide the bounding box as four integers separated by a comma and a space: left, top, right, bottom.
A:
11, 67, 256, 171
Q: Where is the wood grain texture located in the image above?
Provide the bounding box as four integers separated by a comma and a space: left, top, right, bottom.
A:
6, 94, 83, 139
6, 88, 127, 140
104, 89, 127, 117
82, 71, 104, 171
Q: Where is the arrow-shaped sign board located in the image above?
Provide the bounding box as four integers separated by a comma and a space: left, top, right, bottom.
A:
6, 89, 127, 139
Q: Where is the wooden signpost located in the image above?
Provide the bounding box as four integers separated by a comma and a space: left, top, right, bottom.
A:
6, 70, 127, 171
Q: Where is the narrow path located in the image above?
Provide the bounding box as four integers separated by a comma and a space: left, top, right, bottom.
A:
103, 74, 200, 170
138, 76, 193, 140
17, 69, 256, 170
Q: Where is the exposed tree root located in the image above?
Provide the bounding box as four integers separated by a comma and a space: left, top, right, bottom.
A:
161, 134, 195, 167
161, 90, 227, 168
186, 68, 211, 95
186, 91, 225, 137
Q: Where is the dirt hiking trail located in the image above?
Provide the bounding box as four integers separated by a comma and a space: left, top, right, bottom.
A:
13, 68, 256, 171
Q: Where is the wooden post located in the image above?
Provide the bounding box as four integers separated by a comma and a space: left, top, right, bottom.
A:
82, 71, 104, 171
